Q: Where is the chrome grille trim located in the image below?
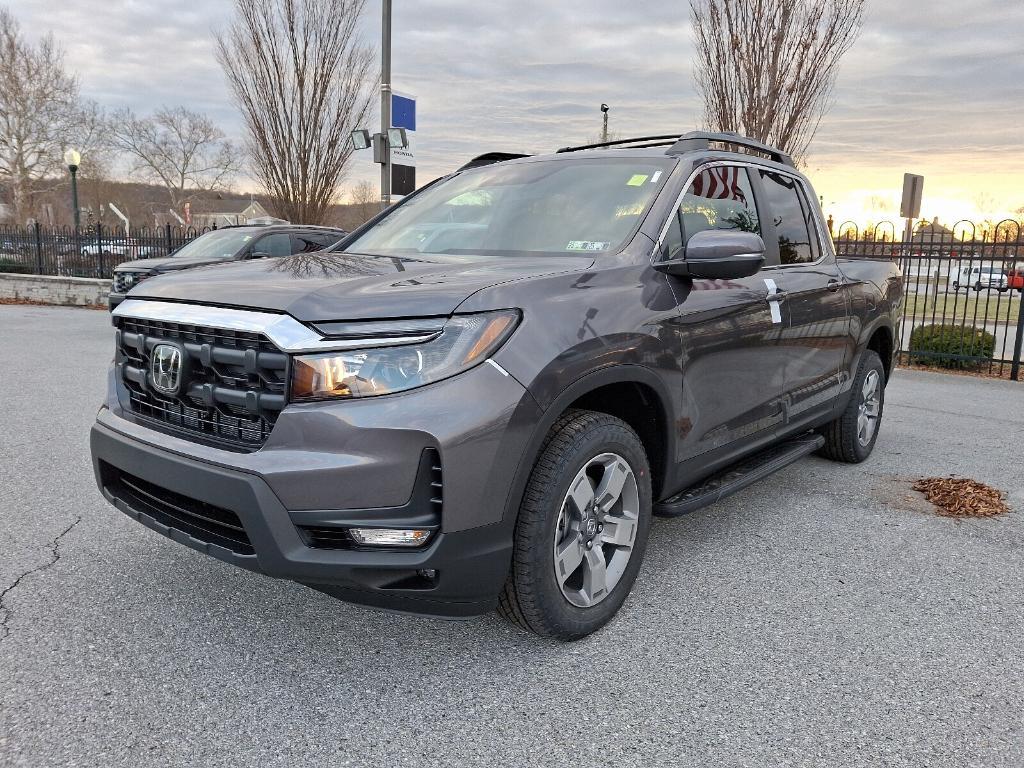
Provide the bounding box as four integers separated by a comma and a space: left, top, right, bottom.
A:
113, 299, 435, 353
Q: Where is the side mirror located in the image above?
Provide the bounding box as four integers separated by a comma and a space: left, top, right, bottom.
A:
656, 230, 766, 280
249, 251, 271, 259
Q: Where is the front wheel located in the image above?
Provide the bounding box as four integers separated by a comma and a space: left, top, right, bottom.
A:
498, 410, 652, 640
818, 350, 886, 463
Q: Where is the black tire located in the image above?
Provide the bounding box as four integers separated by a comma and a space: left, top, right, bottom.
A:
817, 350, 886, 463
952, 281, 960, 292
497, 409, 652, 640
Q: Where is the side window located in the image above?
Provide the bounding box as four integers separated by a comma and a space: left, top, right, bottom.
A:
757, 171, 820, 265
291, 233, 337, 254
680, 166, 761, 242
252, 232, 291, 258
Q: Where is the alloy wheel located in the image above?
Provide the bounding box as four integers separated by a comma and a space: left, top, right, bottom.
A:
552, 452, 640, 608
857, 369, 881, 447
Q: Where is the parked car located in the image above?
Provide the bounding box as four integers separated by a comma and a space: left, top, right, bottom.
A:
91, 131, 902, 640
1006, 268, 1024, 293
949, 264, 1009, 292
81, 239, 133, 257
108, 225, 347, 310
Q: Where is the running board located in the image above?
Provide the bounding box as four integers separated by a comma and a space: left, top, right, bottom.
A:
654, 433, 825, 517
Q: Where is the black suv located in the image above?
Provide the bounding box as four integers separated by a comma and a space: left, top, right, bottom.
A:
108, 225, 346, 310
91, 132, 902, 640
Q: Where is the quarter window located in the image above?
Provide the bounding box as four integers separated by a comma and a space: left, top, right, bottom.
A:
758, 171, 819, 265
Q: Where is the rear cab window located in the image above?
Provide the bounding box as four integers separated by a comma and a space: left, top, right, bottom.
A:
757, 171, 820, 265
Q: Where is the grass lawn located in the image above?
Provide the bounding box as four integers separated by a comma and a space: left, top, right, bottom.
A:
904, 290, 1022, 322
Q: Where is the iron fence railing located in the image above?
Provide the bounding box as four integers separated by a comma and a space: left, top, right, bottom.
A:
3, 217, 1022, 380
0, 223, 216, 280
834, 219, 1024, 380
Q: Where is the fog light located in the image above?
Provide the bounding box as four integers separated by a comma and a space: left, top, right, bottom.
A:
348, 528, 432, 547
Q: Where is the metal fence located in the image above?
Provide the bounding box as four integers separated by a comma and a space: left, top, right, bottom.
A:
834, 219, 1024, 380
0, 223, 216, 279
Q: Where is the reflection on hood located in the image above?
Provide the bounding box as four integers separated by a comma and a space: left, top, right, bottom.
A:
270, 251, 412, 279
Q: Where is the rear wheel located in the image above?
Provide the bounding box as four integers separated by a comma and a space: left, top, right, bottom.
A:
818, 350, 885, 463
498, 410, 652, 640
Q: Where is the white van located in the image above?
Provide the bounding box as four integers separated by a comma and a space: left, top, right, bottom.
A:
949, 264, 1009, 292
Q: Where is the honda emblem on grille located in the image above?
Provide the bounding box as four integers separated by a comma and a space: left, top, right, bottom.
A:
149, 344, 183, 396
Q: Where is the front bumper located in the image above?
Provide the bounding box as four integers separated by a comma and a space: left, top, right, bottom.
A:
108, 292, 126, 311
91, 362, 542, 617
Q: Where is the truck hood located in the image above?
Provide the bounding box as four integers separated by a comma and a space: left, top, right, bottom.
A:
128, 251, 594, 321
116, 254, 236, 273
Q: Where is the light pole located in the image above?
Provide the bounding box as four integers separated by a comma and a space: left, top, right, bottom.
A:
380, 0, 392, 211
600, 104, 610, 143
64, 148, 81, 230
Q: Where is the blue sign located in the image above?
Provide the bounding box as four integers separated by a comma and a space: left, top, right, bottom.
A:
392, 94, 416, 132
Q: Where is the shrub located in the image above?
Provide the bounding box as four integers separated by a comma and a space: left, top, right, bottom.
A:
908, 323, 996, 370
0, 259, 32, 274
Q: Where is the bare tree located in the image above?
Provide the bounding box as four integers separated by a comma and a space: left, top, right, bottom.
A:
0, 7, 79, 222
109, 106, 241, 212
690, 0, 865, 163
348, 179, 379, 225
216, 0, 375, 225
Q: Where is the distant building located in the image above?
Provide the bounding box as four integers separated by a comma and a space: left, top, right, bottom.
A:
188, 197, 270, 228
912, 217, 955, 244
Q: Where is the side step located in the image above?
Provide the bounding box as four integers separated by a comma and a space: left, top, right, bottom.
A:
654, 433, 825, 517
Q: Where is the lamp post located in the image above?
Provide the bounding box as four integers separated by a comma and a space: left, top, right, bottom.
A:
64, 148, 81, 230
380, 0, 392, 211
600, 104, 610, 143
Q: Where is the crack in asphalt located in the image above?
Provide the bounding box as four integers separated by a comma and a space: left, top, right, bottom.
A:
0, 516, 82, 642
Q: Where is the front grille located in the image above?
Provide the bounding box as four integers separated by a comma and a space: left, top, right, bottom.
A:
114, 316, 288, 451
113, 271, 147, 293
101, 463, 254, 555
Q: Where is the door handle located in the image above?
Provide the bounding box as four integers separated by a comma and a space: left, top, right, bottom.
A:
765, 290, 788, 302
827, 279, 842, 292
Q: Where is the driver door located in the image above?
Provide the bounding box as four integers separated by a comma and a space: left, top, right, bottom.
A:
663, 164, 788, 459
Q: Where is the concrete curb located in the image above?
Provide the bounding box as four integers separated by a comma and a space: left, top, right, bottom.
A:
0, 272, 109, 307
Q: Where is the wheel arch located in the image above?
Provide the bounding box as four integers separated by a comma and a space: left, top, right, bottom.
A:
500, 365, 676, 525
865, 323, 895, 382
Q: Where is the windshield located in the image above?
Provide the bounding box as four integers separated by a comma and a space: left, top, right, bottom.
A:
346, 157, 674, 258
170, 229, 259, 260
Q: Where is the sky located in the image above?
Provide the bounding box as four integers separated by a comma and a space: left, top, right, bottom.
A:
8, 0, 1024, 226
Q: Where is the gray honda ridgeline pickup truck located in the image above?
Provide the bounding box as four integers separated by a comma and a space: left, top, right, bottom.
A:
91, 132, 902, 640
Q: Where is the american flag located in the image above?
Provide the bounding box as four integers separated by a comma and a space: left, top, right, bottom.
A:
691, 167, 747, 204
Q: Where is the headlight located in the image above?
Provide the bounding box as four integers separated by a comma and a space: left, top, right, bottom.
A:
291, 310, 519, 401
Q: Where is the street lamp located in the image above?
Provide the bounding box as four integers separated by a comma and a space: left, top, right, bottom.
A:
600, 104, 610, 143
64, 148, 81, 230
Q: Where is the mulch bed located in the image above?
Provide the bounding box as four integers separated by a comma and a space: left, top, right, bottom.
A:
912, 476, 1011, 518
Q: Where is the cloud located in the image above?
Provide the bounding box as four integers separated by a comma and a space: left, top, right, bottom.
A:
7, 0, 1023, 214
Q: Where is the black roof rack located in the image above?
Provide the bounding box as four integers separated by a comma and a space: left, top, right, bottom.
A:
557, 135, 679, 153
556, 130, 794, 168
667, 131, 794, 167
458, 152, 532, 171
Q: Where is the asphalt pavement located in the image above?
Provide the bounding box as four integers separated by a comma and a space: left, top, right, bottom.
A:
1, 304, 1022, 767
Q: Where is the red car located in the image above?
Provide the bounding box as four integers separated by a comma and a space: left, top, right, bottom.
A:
1007, 268, 1024, 292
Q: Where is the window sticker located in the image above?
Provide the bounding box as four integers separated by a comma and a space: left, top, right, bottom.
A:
566, 240, 611, 252
651, 171, 663, 183
626, 174, 649, 187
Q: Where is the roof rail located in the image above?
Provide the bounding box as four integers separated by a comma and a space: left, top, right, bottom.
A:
667, 131, 794, 167
556, 135, 679, 153
555, 131, 794, 167
458, 152, 531, 171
